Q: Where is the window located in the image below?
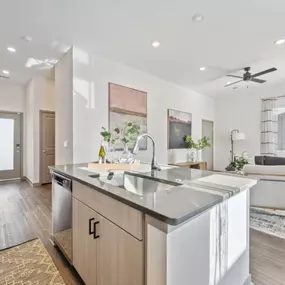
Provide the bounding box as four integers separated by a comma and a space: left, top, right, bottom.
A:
278, 112, 285, 150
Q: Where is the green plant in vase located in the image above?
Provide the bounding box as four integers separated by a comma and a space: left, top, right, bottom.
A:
113, 121, 141, 163
196, 136, 211, 150
114, 121, 141, 150
184, 135, 197, 162
185, 135, 196, 149
100, 127, 111, 142
100, 127, 120, 162
184, 135, 211, 162
226, 156, 249, 172
196, 136, 211, 162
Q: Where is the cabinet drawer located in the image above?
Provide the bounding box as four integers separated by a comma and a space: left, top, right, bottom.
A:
73, 180, 143, 240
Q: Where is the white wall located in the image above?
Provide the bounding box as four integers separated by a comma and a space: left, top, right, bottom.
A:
24, 79, 35, 181
55, 49, 73, 165
0, 81, 25, 112
72, 47, 215, 165
24, 76, 55, 183
215, 81, 285, 171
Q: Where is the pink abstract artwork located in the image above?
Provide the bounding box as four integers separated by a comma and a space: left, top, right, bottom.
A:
109, 83, 147, 149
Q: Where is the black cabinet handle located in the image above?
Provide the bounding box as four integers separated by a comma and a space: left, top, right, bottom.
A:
88, 218, 100, 239
93, 221, 100, 239
89, 218, 95, 235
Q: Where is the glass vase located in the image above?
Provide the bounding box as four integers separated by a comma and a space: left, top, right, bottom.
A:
197, 149, 202, 162
119, 144, 135, 164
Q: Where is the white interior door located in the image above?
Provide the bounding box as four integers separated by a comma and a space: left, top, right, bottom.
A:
0, 112, 22, 180
202, 120, 214, 170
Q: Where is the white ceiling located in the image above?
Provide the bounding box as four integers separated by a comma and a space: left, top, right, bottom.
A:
1, 0, 285, 95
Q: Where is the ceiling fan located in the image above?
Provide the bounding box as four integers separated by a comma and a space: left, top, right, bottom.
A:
224, 66, 277, 87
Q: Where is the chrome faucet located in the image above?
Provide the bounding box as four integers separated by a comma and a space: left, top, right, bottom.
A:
131, 133, 161, 171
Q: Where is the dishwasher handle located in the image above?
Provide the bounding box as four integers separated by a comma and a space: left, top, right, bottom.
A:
52, 172, 72, 191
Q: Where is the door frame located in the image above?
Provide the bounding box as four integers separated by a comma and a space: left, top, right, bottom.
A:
39, 110, 55, 184
0, 110, 23, 180
201, 119, 214, 170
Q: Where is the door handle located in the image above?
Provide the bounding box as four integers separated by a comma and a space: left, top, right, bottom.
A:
89, 218, 100, 239
42, 150, 46, 153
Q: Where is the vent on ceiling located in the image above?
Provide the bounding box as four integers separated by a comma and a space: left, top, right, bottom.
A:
0, 75, 9, 80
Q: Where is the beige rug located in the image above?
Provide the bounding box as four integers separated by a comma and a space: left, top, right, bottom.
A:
251, 207, 285, 239
0, 238, 65, 285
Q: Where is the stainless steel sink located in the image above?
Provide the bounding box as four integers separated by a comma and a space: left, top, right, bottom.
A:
97, 173, 179, 196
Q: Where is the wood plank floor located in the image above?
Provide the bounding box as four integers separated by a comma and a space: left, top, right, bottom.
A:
251, 229, 285, 285
0, 180, 82, 285
0, 181, 285, 285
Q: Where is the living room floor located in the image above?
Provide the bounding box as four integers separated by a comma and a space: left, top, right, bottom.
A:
0, 181, 82, 285
0, 181, 284, 285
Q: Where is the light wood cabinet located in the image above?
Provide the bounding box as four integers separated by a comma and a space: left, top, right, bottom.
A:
97, 214, 144, 285
73, 197, 144, 285
73, 181, 143, 240
73, 197, 99, 285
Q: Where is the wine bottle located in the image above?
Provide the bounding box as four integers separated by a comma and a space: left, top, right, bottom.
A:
98, 141, 106, 163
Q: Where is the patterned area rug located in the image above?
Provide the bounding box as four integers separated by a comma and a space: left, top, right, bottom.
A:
0, 238, 65, 284
250, 207, 285, 239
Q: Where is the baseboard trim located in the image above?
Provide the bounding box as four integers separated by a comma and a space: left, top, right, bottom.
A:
242, 274, 253, 285
22, 176, 42, 187
0, 178, 21, 184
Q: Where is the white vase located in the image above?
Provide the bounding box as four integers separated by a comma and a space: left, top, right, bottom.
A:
197, 149, 202, 162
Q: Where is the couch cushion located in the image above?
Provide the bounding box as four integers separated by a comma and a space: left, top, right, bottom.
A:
255, 156, 264, 165
243, 165, 285, 177
264, 156, 285, 165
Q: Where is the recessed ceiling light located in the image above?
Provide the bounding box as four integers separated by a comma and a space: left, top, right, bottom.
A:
2, 70, 9, 75
274, 39, 285, 45
200, 66, 206, 71
7, 46, 16, 53
22, 36, 32, 42
192, 14, 204, 23
152, 41, 160, 48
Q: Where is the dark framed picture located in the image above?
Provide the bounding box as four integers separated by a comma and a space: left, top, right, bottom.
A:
168, 109, 192, 149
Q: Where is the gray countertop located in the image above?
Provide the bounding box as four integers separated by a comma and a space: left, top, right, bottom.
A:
50, 163, 257, 225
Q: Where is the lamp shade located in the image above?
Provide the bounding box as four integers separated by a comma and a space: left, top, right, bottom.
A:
232, 132, 245, 141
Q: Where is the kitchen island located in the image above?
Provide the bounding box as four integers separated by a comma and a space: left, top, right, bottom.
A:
50, 163, 257, 285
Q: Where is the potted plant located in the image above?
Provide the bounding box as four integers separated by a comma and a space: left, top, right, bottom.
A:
184, 136, 211, 162
100, 127, 112, 143
225, 156, 249, 172
195, 136, 211, 162
101, 122, 141, 163
184, 135, 197, 162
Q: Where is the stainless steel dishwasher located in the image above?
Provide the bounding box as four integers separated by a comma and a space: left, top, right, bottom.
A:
52, 172, 72, 263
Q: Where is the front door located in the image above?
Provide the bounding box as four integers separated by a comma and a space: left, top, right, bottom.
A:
0, 112, 22, 180
40, 111, 55, 184
202, 120, 214, 170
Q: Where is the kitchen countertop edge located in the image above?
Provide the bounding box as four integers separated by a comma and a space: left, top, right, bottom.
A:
50, 167, 224, 226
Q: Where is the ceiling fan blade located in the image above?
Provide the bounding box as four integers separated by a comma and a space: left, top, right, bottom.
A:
251, 68, 277, 78
224, 80, 243, 87
227, 75, 243, 79
250, 78, 266, 84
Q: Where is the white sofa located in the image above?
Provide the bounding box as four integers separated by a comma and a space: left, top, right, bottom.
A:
243, 165, 285, 209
